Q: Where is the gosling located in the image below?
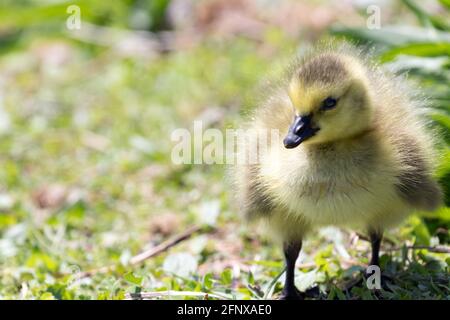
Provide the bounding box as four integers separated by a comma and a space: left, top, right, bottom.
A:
232, 44, 443, 299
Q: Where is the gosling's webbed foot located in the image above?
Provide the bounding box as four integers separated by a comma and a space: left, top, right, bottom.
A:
279, 286, 304, 300
303, 286, 321, 299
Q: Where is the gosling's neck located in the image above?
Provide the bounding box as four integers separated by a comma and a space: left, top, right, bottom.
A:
302, 127, 377, 158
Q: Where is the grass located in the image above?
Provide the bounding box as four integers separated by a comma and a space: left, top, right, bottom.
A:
0, 0, 449, 300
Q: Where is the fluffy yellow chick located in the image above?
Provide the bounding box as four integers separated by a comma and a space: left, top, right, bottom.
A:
232, 43, 443, 299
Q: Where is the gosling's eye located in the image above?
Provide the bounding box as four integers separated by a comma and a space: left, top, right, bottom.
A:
321, 97, 338, 110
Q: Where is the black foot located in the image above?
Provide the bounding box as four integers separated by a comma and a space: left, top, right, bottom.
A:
304, 286, 321, 299
279, 287, 304, 300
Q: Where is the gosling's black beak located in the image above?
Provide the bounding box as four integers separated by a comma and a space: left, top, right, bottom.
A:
283, 114, 319, 149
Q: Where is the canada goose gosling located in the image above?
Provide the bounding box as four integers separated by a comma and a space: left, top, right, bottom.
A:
233, 45, 443, 299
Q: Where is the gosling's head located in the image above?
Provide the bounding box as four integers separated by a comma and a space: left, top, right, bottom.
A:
284, 54, 375, 148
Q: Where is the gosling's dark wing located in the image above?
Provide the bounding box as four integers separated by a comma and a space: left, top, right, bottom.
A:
394, 136, 443, 211
238, 164, 277, 220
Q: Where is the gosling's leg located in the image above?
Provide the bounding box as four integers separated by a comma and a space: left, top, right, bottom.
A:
366, 230, 393, 292
345, 231, 384, 293
280, 240, 303, 300
368, 231, 382, 267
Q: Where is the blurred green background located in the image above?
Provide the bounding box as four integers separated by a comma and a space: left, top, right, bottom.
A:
0, 0, 448, 300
